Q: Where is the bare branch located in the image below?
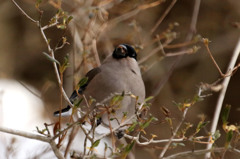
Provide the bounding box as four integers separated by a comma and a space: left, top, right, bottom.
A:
42, 21, 59, 30
18, 81, 42, 99
159, 108, 189, 158
39, 27, 74, 108
203, 39, 225, 77
151, 0, 177, 34
108, 0, 163, 28
92, 39, 101, 67
164, 148, 224, 159
49, 141, 65, 159
11, 0, 38, 23
0, 126, 64, 159
124, 134, 184, 146
186, 0, 201, 41
12, 0, 73, 108
150, 0, 201, 98
203, 38, 240, 78
205, 37, 240, 158
164, 48, 198, 57
0, 126, 50, 142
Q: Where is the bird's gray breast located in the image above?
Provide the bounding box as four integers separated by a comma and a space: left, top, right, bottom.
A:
84, 58, 145, 104
82, 57, 145, 129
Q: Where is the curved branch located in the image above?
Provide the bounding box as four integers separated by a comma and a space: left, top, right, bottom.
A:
0, 126, 64, 159
205, 37, 240, 157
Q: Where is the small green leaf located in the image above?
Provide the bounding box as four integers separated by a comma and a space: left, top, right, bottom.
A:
110, 95, 124, 105
196, 121, 210, 133
124, 141, 135, 153
59, 54, 70, 73
49, 17, 57, 25
78, 77, 88, 88
225, 130, 233, 148
91, 139, 100, 148
171, 142, 185, 148
172, 142, 177, 147
63, 15, 73, 25
110, 118, 115, 121
57, 24, 66, 29
66, 16, 73, 24
144, 96, 154, 103
89, 96, 96, 105
165, 117, 173, 127
62, 37, 67, 44
35, 0, 42, 8
173, 101, 183, 111
178, 143, 185, 147
222, 105, 231, 124
127, 122, 138, 132
104, 142, 108, 152
56, 9, 65, 17
193, 95, 203, 103
213, 130, 221, 141
140, 116, 157, 129
42, 52, 60, 65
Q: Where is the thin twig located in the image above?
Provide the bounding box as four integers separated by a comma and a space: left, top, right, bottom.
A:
0, 126, 64, 159
203, 39, 225, 77
186, 0, 201, 41
42, 21, 59, 30
107, 0, 163, 28
39, 27, 74, 107
164, 147, 224, 159
124, 134, 184, 146
151, 0, 177, 34
92, 39, 101, 67
49, 141, 65, 159
139, 39, 172, 64
164, 48, 197, 57
150, 0, 201, 97
11, 0, 38, 23
164, 39, 198, 49
205, 38, 240, 158
0, 126, 50, 142
18, 81, 42, 99
232, 148, 240, 155
159, 108, 189, 158
12, 0, 73, 108
203, 39, 240, 78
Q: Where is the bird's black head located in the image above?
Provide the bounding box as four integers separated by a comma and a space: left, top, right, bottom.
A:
112, 44, 137, 60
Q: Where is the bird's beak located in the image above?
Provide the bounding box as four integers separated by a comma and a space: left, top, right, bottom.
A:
115, 45, 127, 56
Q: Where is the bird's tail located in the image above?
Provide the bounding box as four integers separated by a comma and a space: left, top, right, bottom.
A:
53, 105, 72, 117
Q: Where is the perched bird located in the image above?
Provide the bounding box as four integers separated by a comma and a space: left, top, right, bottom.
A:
54, 44, 145, 131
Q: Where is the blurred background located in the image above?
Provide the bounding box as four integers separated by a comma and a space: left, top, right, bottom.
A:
0, 0, 240, 158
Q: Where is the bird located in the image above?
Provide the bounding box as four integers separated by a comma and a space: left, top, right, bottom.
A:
54, 44, 145, 132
